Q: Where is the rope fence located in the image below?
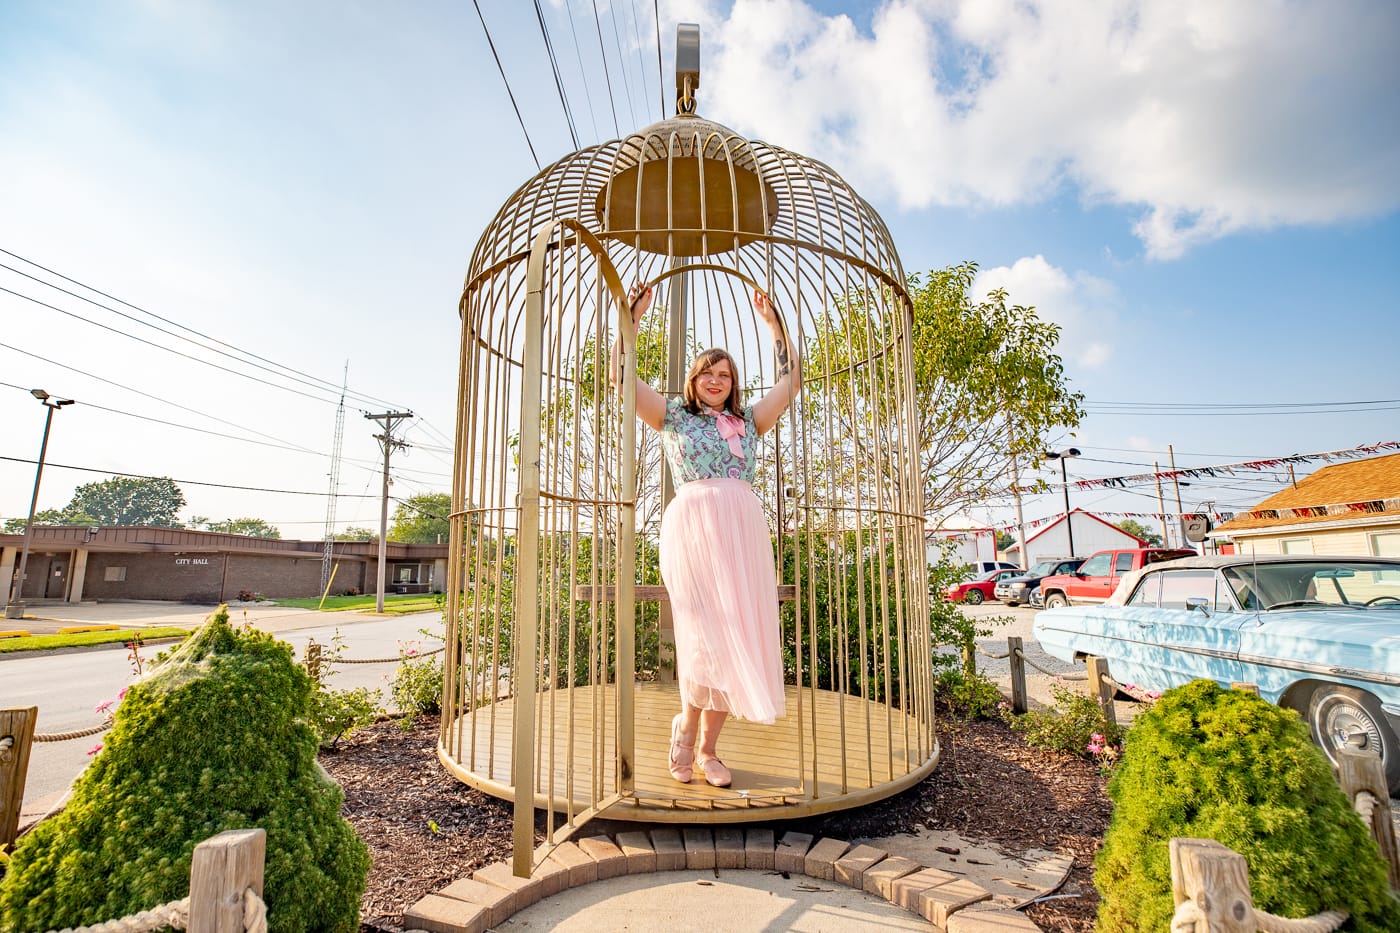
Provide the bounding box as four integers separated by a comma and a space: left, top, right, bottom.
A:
34, 723, 111, 743
1169, 838, 1350, 933
17, 828, 267, 933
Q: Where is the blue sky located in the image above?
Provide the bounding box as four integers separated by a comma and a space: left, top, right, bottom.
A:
1, 0, 1397, 542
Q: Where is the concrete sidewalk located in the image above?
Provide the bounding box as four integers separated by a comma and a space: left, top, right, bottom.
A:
403, 826, 1058, 933
7, 598, 399, 636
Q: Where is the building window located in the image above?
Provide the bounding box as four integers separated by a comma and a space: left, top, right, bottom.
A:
1370, 532, 1400, 583
395, 564, 421, 584
104, 566, 127, 582
1281, 538, 1313, 555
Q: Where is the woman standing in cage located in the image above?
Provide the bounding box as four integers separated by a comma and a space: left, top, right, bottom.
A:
612, 282, 801, 788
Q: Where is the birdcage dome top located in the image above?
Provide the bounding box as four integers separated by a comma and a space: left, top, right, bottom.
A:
465, 110, 906, 300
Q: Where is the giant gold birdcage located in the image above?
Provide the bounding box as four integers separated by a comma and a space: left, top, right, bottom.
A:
442, 27, 934, 873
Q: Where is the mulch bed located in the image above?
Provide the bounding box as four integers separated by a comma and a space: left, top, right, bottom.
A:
320, 714, 1111, 933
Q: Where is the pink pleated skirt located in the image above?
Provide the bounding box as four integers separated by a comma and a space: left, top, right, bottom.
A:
660, 478, 785, 725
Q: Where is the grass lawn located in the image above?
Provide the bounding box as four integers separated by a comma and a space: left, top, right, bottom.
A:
272, 593, 443, 614
0, 626, 193, 653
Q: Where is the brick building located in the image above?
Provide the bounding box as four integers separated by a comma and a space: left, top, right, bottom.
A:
0, 525, 447, 604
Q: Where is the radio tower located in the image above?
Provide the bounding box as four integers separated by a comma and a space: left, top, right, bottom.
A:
321, 364, 348, 594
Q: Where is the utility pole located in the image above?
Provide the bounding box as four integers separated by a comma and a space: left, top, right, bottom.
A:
365, 410, 414, 613
1153, 461, 1171, 547
1168, 444, 1185, 551
1010, 453, 1029, 569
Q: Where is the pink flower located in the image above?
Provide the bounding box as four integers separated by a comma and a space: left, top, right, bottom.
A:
117, 686, 129, 700
87, 743, 103, 756
1087, 742, 1103, 755
95, 700, 114, 714
1090, 733, 1104, 744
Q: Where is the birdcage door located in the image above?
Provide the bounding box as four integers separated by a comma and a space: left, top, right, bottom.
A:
509, 221, 639, 875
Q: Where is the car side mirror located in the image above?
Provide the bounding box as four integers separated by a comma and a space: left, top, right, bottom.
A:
1186, 597, 1210, 616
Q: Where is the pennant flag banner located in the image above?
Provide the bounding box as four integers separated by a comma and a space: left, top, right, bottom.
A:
1018, 441, 1399, 493
991, 509, 1235, 535
1242, 497, 1400, 522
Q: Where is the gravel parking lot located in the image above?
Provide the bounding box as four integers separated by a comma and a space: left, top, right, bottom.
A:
948, 600, 1148, 725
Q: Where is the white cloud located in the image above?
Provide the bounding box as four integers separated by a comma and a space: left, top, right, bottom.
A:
683, 0, 1400, 258
973, 255, 1118, 369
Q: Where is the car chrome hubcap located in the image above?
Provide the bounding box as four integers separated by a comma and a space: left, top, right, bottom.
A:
1325, 702, 1380, 755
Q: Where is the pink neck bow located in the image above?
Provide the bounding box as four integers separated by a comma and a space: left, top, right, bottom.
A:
706, 408, 746, 458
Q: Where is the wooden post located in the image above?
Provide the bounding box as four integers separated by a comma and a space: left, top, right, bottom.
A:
1169, 837, 1257, 932
188, 828, 266, 933
961, 634, 975, 678
1, 706, 38, 848
1008, 636, 1028, 714
1335, 747, 1400, 890
1085, 657, 1117, 728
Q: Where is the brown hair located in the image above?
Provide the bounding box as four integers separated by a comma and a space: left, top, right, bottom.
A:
683, 348, 743, 416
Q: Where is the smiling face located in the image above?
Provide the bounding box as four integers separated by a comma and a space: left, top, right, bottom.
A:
683, 348, 742, 415
695, 359, 733, 408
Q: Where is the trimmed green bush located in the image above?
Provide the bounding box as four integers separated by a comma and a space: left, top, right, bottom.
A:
1011, 682, 1122, 758
0, 607, 370, 932
1096, 679, 1399, 933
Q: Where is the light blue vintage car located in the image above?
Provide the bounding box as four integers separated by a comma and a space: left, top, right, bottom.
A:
1032, 554, 1400, 792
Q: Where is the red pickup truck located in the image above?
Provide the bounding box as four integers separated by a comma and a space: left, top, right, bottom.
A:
1038, 547, 1196, 608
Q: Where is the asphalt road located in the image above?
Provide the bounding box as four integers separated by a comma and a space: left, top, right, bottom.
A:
952, 600, 1147, 718
5, 605, 444, 824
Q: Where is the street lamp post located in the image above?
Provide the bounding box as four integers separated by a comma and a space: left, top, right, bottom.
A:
1043, 447, 1081, 558
5, 389, 75, 619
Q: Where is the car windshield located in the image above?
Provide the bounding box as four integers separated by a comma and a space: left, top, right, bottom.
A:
1222, 560, 1400, 610
1026, 560, 1058, 576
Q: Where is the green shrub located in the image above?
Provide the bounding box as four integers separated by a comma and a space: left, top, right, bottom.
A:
308, 683, 383, 749
1011, 683, 1122, 758
304, 632, 383, 748
935, 668, 1006, 721
1096, 679, 1399, 933
392, 648, 444, 722
0, 607, 370, 933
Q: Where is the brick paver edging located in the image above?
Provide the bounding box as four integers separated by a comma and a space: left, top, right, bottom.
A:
402, 828, 1042, 932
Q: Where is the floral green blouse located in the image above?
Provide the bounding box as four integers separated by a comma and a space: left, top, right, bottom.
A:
660, 397, 758, 487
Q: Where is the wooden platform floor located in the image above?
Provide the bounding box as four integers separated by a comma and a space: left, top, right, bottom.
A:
438, 682, 940, 823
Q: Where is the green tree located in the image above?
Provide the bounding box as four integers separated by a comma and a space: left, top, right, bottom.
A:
336, 526, 376, 541
203, 517, 281, 538
1114, 518, 1162, 547
2, 508, 97, 533
64, 476, 185, 527
388, 492, 452, 543
812, 262, 1085, 520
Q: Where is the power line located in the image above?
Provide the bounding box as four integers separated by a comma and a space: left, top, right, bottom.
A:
0, 455, 380, 497
590, 0, 622, 136
653, 0, 665, 119
472, 0, 542, 170
0, 353, 433, 481
0, 283, 346, 406
1086, 396, 1400, 409
626, 0, 652, 121
0, 344, 331, 455
0, 249, 405, 410
606, 0, 638, 127
563, 0, 603, 140
532, 0, 580, 149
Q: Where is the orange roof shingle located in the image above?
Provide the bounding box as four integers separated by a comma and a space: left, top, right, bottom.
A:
1214, 451, 1400, 534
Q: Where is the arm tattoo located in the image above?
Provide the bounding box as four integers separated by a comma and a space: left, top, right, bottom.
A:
775, 336, 793, 378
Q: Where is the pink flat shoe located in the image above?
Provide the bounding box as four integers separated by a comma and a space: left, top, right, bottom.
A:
669, 715, 695, 784
696, 756, 731, 788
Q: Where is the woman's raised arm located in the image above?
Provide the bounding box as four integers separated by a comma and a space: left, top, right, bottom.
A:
610, 283, 666, 430
751, 290, 801, 435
